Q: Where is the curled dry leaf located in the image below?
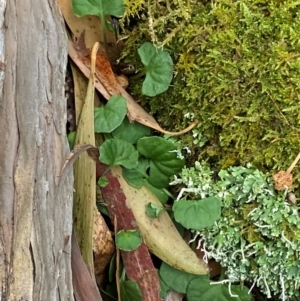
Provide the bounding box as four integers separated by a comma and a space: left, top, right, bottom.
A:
118, 84, 199, 136
74, 32, 120, 95
58, 143, 94, 195
72, 230, 103, 301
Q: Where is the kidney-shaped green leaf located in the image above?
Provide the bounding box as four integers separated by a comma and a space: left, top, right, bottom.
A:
137, 42, 157, 66
187, 278, 252, 301
137, 42, 173, 97
115, 230, 142, 251
137, 136, 184, 188
173, 197, 221, 231
72, 0, 125, 18
94, 95, 127, 133
112, 117, 151, 144
159, 262, 207, 294
122, 157, 149, 188
99, 138, 138, 169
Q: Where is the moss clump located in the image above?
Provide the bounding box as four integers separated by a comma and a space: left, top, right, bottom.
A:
122, 0, 300, 185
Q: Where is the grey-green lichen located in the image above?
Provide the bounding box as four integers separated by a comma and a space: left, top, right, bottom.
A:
121, 0, 300, 187
171, 161, 300, 300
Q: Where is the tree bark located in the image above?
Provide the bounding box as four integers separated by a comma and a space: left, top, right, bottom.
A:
0, 0, 74, 300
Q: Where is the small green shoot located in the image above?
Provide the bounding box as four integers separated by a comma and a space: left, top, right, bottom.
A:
96, 201, 109, 216
115, 229, 143, 251
137, 42, 174, 97
108, 253, 116, 282
67, 131, 76, 150
97, 175, 109, 188
99, 138, 138, 169
146, 203, 164, 218
94, 95, 127, 133
173, 197, 221, 231
120, 280, 142, 301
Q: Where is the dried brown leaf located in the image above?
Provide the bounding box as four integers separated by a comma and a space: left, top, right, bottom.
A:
72, 230, 103, 301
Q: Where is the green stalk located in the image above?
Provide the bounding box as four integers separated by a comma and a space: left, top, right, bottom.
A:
130, 69, 146, 80
99, 13, 109, 55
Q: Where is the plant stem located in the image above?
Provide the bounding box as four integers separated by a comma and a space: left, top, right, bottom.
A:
287, 152, 300, 173
219, 267, 226, 281
162, 188, 175, 200
101, 166, 112, 177
130, 69, 146, 80
100, 13, 109, 56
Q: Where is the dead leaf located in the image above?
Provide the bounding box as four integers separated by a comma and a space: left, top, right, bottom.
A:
116, 74, 129, 89
57, 0, 106, 48
118, 84, 199, 136
99, 164, 208, 275
69, 39, 110, 99
114, 216, 121, 301
73, 31, 91, 57
72, 230, 103, 301
73, 32, 120, 95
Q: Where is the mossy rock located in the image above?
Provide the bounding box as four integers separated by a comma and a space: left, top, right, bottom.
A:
122, 0, 300, 187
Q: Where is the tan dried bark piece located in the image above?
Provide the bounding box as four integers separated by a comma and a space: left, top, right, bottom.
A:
116, 74, 129, 89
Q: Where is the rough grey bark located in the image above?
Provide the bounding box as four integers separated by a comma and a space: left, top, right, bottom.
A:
0, 0, 74, 300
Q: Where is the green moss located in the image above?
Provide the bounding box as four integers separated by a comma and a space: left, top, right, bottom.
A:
122, 0, 300, 187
